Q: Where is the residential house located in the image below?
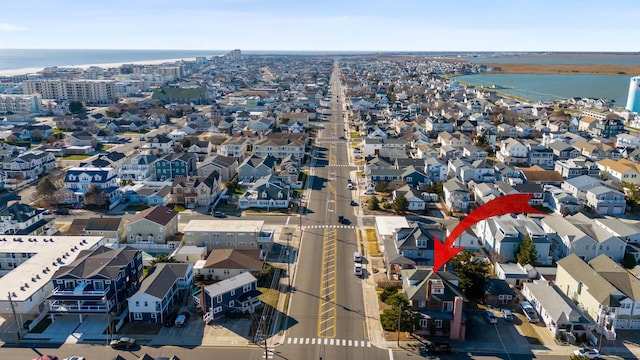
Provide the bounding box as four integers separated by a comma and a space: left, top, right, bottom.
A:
445, 221, 479, 250
585, 186, 626, 215
562, 175, 611, 204
519, 166, 564, 186
219, 137, 249, 158
544, 186, 582, 215
86, 152, 127, 172
401, 268, 466, 340
425, 117, 454, 133
424, 157, 447, 183
527, 144, 554, 169
238, 155, 277, 183
119, 154, 157, 181
442, 178, 471, 212
361, 138, 406, 157
597, 158, 640, 185
238, 174, 290, 210
483, 279, 517, 307
198, 155, 239, 182
145, 134, 174, 155
555, 158, 600, 179
171, 172, 221, 208
462, 146, 488, 162
125, 205, 179, 246
182, 219, 274, 254
556, 254, 623, 340
393, 184, 426, 211
549, 142, 580, 160
194, 272, 262, 323
472, 182, 500, 205
541, 214, 626, 262
513, 183, 545, 206
46, 246, 142, 320
252, 133, 306, 159
123, 184, 172, 206
437, 131, 471, 147
188, 140, 213, 161
2, 150, 56, 183
152, 152, 197, 181
497, 139, 528, 165
521, 281, 592, 337
476, 214, 552, 265
194, 249, 263, 281
63, 167, 121, 209
66, 131, 97, 147
439, 145, 461, 163
127, 263, 193, 323
83, 217, 127, 243
0, 202, 55, 236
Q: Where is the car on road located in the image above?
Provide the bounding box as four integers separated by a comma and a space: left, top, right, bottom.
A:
110, 336, 136, 349
419, 342, 452, 355
347, 183, 355, 190
338, 214, 344, 223
54, 208, 70, 215
484, 310, 498, 324
339, 135, 346, 140
63, 357, 85, 360
353, 263, 363, 277
573, 348, 600, 359
349, 199, 357, 206
212, 211, 227, 218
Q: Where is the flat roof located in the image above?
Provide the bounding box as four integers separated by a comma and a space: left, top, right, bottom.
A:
375, 216, 409, 237
183, 219, 265, 232
0, 235, 104, 302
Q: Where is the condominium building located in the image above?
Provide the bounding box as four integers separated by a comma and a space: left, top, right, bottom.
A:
0, 94, 42, 114
22, 79, 116, 105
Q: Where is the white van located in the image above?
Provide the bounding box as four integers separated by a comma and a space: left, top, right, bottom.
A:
353, 252, 362, 263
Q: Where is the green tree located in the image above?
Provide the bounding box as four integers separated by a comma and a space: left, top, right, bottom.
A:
425, 181, 443, 198
622, 252, 638, 269
180, 137, 192, 149
36, 177, 58, 205
379, 285, 398, 303
69, 101, 85, 115
225, 179, 239, 193
150, 253, 177, 267
451, 250, 490, 300
367, 196, 380, 211
392, 195, 409, 214
516, 234, 538, 266
375, 182, 388, 193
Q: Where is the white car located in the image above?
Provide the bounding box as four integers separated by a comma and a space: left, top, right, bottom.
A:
63, 357, 85, 360
573, 348, 600, 359
363, 189, 375, 195
354, 263, 363, 277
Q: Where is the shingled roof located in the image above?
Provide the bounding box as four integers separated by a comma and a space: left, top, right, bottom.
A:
129, 205, 178, 226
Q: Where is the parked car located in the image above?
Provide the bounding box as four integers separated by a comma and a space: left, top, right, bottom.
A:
520, 301, 540, 323
420, 342, 452, 355
353, 263, 363, 277
349, 199, 357, 206
338, 214, 344, 224
363, 188, 375, 195
164, 312, 178, 327
212, 211, 227, 218
501, 309, 513, 321
175, 311, 190, 327
110, 337, 136, 349
63, 357, 85, 360
54, 208, 70, 215
573, 348, 600, 359
484, 310, 497, 324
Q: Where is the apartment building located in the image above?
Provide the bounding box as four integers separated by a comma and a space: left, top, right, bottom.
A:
23, 79, 116, 105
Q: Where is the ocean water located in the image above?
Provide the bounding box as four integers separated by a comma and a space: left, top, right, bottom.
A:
454, 73, 631, 104
463, 54, 640, 66
0, 49, 225, 71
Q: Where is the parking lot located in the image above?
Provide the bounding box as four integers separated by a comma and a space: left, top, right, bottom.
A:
464, 308, 534, 352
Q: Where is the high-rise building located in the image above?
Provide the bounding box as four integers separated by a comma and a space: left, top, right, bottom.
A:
22, 79, 116, 105
626, 76, 640, 113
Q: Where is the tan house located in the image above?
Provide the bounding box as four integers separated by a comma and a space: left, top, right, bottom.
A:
171, 172, 221, 208
125, 205, 179, 245
597, 158, 640, 185
194, 249, 263, 281
82, 217, 128, 243
182, 219, 274, 255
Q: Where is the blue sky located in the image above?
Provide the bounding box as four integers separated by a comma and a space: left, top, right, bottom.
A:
1, 0, 639, 51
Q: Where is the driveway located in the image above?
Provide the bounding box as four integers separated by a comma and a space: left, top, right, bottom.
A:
464, 309, 530, 352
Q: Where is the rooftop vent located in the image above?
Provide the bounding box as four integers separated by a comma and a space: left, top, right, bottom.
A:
43, 239, 48, 242
31, 277, 36, 282
36, 274, 40, 279
11, 292, 16, 298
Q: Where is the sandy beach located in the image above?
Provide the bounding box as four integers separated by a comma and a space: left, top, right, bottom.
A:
0, 57, 194, 77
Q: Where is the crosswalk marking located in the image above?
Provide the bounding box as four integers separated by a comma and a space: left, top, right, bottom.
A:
284, 337, 372, 348
262, 347, 275, 359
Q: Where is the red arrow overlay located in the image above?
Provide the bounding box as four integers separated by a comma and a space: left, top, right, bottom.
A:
433, 194, 545, 274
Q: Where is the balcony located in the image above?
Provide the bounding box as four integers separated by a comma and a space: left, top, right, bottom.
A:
49, 300, 108, 313
52, 284, 110, 297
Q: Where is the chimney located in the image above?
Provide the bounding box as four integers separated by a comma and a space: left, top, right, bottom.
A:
450, 296, 465, 341
426, 279, 432, 298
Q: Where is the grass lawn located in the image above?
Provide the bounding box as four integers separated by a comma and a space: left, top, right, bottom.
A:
63, 154, 91, 160
30, 317, 52, 333
366, 229, 381, 256
173, 205, 186, 212
350, 131, 360, 139
258, 287, 280, 309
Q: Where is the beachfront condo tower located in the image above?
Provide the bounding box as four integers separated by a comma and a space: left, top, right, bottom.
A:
626, 76, 640, 113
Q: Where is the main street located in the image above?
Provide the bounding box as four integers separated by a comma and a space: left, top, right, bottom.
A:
275, 61, 389, 360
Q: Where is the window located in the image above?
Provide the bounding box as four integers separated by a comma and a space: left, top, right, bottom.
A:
231, 289, 235, 296
243, 284, 252, 292
216, 295, 222, 303
133, 312, 142, 320
213, 306, 222, 314
434, 319, 443, 328
443, 302, 453, 311
135, 301, 140, 307
144, 301, 148, 307
419, 318, 428, 328
229, 300, 234, 308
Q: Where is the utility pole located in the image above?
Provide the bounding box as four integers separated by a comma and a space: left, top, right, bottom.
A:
287, 231, 291, 292
397, 303, 403, 347
7, 291, 22, 340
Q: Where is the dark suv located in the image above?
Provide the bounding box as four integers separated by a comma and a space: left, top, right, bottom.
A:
420, 342, 452, 355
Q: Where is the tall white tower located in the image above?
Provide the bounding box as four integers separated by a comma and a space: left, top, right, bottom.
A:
626, 76, 640, 113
